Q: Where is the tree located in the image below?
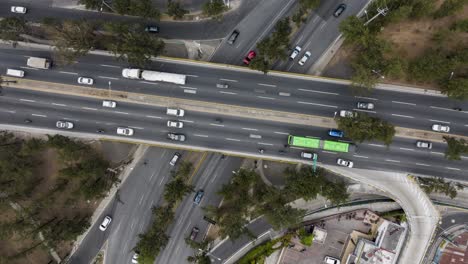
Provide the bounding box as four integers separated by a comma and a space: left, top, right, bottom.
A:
433, 0, 467, 19
203, 0, 228, 19
0, 17, 27, 42
419, 177, 463, 199
321, 180, 349, 205
339, 16, 369, 46
337, 113, 396, 145
164, 178, 193, 204
299, 0, 320, 10
443, 136, 468, 160
249, 56, 270, 74
450, 19, 468, 32
440, 77, 468, 100
167, 0, 189, 20
283, 167, 322, 201
410, 0, 436, 18
350, 62, 378, 91
78, 0, 101, 9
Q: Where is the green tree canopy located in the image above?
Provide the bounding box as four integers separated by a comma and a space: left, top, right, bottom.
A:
0, 17, 27, 42
443, 136, 468, 160
203, 0, 228, 19
433, 0, 468, 19
167, 0, 189, 19
441, 77, 468, 100
337, 113, 396, 145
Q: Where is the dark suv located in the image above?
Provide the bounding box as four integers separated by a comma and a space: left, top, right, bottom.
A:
333, 4, 346, 17
227, 30, 240, 45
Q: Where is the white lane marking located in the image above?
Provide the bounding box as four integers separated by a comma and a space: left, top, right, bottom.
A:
146, 115, 162, 119
353, 155, 369, 159
114, 111, 129, 115
355, 96, 378, 101
20, 66, 38, 70
210, 123, 225, 127
82, 107, 98, 111
140, 81, 158, 85
385, 159, 400, 163
399, 148, 415, 151
226, 138, 241, 142
257, 96, 275, 100
446, 167, 461, 171
319, 22, 326, 30
391, 114, 414, 119
98, 76, 119, 80
219, 91, 237, 95
297, 101, 338, 108
180, 119, 194, 123
59, 71, 77, 75
461, 156, 468, 160
392, 101, 416, 106
20, 99, 35, 102
416, 163, 431, 167
430, 151, 444, 155
290, 146, 304, 150
100, 64, 120, 68
180, 86, 197, 90
274, 131, 289, 135
322, 151, 337, 154
2, 110, 16, 113
258, 142, 273, 146
257, 83, 276, 87
298, 88, 339, 95
194, 134, 209, 138
184, 89, 197, 94
158, 175, 166, 186
220, 78, 238, 82
242, 127, 258, 131
32, 114, 47, 117
429, 119, 450, 124
186, 74, 198, 77
129, 126, 144, 130
52, 103, 67, 107
250, 134, 262, 139
279, 92, 290, 96
354, 109, 376, 114
430, 106, 452, 111
368, 143, 385, 148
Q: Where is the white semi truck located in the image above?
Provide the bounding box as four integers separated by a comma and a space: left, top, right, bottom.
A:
122, 68, 186, 85
27, 57, 52, 69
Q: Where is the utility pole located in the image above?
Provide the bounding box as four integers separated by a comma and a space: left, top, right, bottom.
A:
364, 6, 389, 26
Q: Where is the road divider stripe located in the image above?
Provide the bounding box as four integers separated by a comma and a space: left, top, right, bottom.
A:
226, 138, 241, 142
430, 151, 444, 155
368, 143, 385, 148
20, 99, 35, 102
100, 64, 120, 68
242, 127, 258, 131
59, 71, 78, 75
385, 159, 400, 163
258, 142, 273, 146
298, 88, 339, 95
446, 167, 460, 171
399, 147, 414, 151
114, 111, 129, 115
219, 78, 238, 82
140, 81, 159, 85
186, 75, 198, 78
129, 126, 144, 130
210, 123, 224, 127
52, 103, 67, 107
257, 83, 276, 87
321, 151, 337, 154
297, 101, 338, 108
19, 66, 38, 70
353, 155, 369, 159
180, 119, 194, 123
274, 131, 289, 135
392, 101, 416, 106
146, 115, 162, 119
180, 86, 197, 90
391, 114, 414, 118
184, 89, 197, 94
32, 114, 46, 117
82, 107, 98, 111
219, 91, 237, 95
416, 163, 431, 167
355, 96, 378, 101
429, 119, 450, 124
194, 134, 209, 137
98, 76, 119, 80
257, 96, 275, 100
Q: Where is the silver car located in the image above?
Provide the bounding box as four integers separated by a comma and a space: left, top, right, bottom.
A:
337, 158, 353, 168
56, 120, 74, 129
431, 124, 450, 133
77, 77, 94, 85
290, 46, 301, 60
167, 120, 183, 128
356, 102, 375, 110
116, 127, 134, 136
167, 133, 186, 142
298, 51, 311, 66
416, 141, 432, 149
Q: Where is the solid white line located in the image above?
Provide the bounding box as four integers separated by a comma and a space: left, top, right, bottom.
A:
186, 74, 198, 77
416, 163, 431, 167
184, 89, 197, 94
226, 138, 241, 142
210, 123, 225, 127
146, 115, 162, 119
194, 134, 209, 138
353, 155, 369, 159
100, 64, 120, 68
32, 114, 46, 117
180, 119, 194, 123
429, 119, 450, 124
219, 91, 237, 95
279, 92, 290, 97
385, 159, 400, 163
391, 114, 414, 119
257, 83, 276, 87
257, 96, 275, 100
220, 78, 238, 82
399, 147, 415, 151
20, 99, 35, 102
368, 143, 385, 148
321, 151, 337, 154
290, 146, 304, 150
298, 88, 339, 95
98, 76, 119, 80
180, 86, 197, 90
140, 81, 158, 85
59, 71, 77, 75
114, 111, 129, 115
446, 167, 461, 171
430, 151, 444, 155
129, 126, 144, 130
297, 101, 338, 108
430, 106, 451, 111
82, 107, 98, 111
355, 96, 378, 101
258, 142, 273, 146
392, 101, 416, 106
52, 103, 66, 107
19, 66, 38, 70
354, 109, 376, 114
242, 128, 258, 131
274, 131, 289, 135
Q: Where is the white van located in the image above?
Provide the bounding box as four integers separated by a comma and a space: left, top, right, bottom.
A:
166, 108, 185, 117
6, 69, 25, 78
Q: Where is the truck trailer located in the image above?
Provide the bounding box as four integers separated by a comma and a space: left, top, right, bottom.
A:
122, 68, 186, 85
27, 57, 51, 69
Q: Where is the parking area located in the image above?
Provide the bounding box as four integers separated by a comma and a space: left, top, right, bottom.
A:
280, 210, 373, 264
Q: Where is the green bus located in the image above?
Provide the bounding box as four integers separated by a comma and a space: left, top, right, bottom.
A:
288, 135, 354, 153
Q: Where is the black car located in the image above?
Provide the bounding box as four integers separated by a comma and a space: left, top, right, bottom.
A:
190, 227, 199, 240
227, 30, 240, 45
193, 190, 204, 205
333, 4, 346, 17
145, 25, 159, 33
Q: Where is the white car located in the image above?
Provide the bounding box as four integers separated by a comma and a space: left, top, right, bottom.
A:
131, 252, 139, 263
356, 102, 375, 110
337, 158, 353, 168
99, 216, 112, 231
56, 120, 74, 129
339, 110, 357, 118
432, 124, 450, 133
77, 77, 94, 85
298, 51, 311, 66
11, 6, 27, 14
169, 153, 181, 166
324, 256, 341, 264
301, 152, 317, 160
117, 127, 134, 136
290, 46, 301, 60
416, 141, 432, 149
167, 120, 183, 128
167, 133, 186, 142
102, 100, 117, 108
166, 108, 185, 117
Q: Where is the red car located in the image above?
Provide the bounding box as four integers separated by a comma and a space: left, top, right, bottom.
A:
243, 51, 256, 65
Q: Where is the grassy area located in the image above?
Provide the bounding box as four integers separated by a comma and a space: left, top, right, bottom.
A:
238, 234, 293, 264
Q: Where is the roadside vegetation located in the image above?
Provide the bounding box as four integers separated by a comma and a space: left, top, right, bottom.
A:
337, 113, 396, 146
203, 167, 348, 240
338, 0, 468, 98
167, 0, 189, 20
237, 234, 293, 264
418, 176, 464, 199
293, 0, 322, 27
0, 132, 116, 263
203, 0, 229, 20
443, 136, 468, 160
79, 0, 161, 20
134, 161, 194, 264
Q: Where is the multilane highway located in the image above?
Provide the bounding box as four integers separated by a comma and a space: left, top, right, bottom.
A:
0, 87, 466, 180
1, 47, 467, 137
